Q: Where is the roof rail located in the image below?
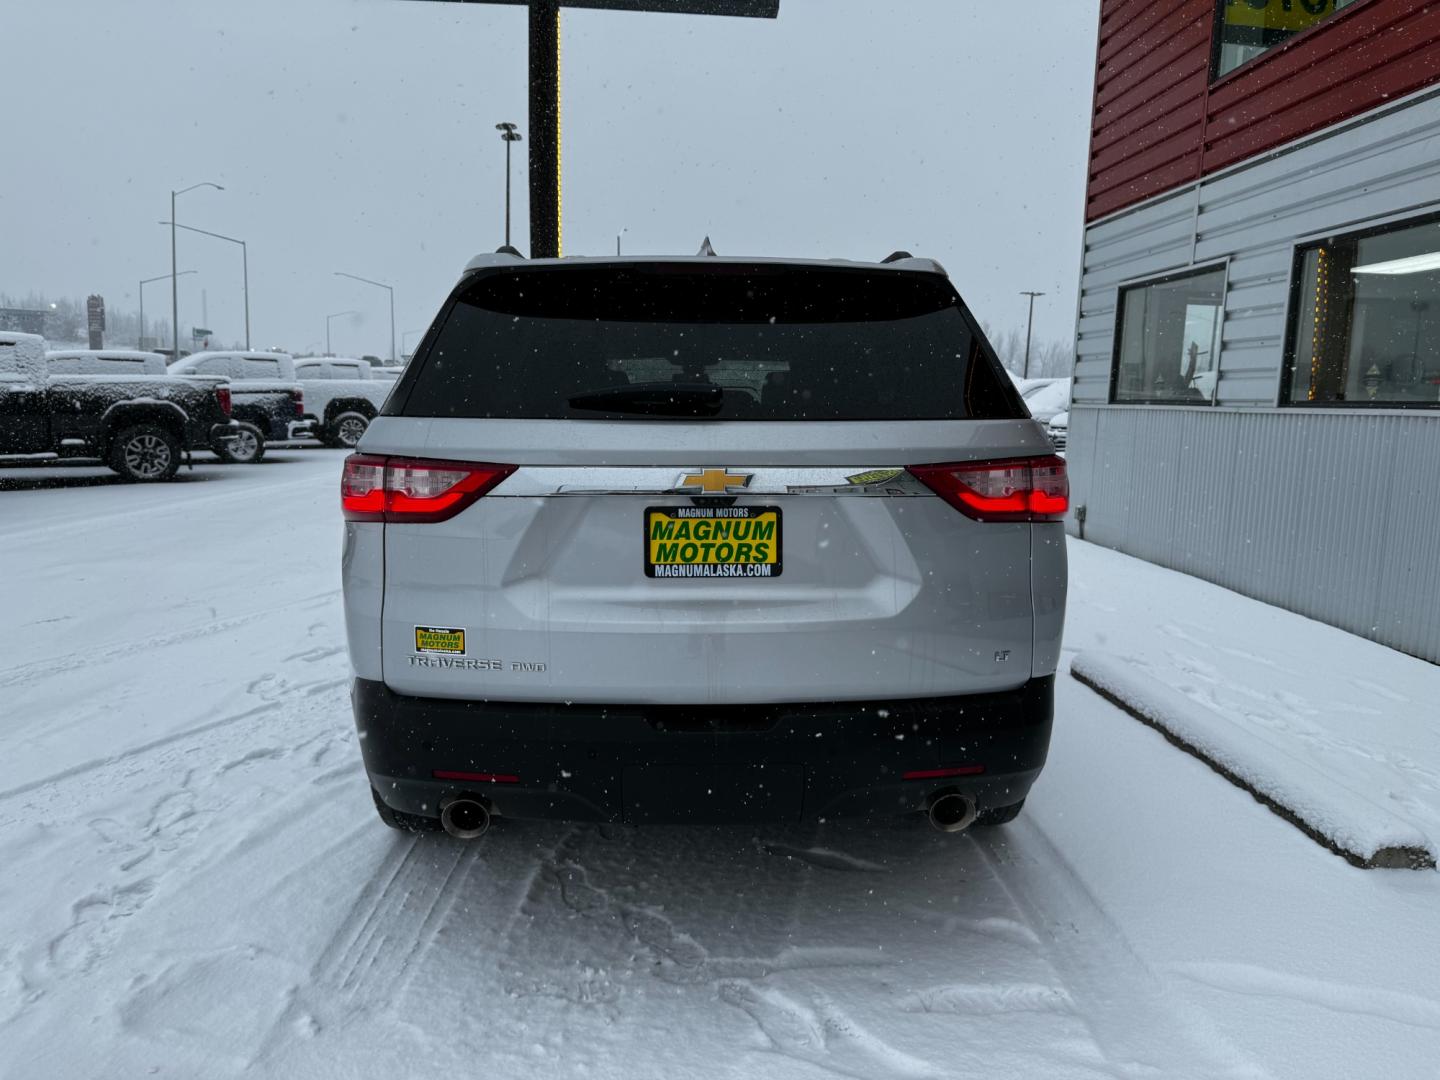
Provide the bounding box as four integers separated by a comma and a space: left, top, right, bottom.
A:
880, 250, 914, 263
464, 248, 527, 273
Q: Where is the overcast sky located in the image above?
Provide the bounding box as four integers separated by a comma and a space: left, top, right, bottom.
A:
2, 0, 1099, 358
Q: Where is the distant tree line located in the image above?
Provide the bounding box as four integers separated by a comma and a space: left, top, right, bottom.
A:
979, 321, 1075, 380
0, 291, 244, 352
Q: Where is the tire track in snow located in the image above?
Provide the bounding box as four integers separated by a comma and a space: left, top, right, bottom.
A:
308, 837, 473, 1009
974, 822, 1271, 1080
719, 982, 941, 1080
1167, 961, 1440, 1033
0, 471, 327, 545
0, 588, 340, 692
0, 676, 344, 805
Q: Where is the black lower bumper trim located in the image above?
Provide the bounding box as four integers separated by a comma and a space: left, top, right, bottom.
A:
354, 676, 1054, 825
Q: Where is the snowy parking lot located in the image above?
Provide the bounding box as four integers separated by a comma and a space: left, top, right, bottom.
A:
3, 451, 1439, 1080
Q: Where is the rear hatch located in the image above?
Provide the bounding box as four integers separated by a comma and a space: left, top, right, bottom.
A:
356, 261, 1059, 704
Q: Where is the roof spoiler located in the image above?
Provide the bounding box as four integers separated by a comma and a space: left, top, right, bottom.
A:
464, 247, 527, 273
880, 251, 948, 276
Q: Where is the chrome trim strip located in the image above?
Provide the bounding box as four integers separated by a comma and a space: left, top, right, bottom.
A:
495, 465, 931, 497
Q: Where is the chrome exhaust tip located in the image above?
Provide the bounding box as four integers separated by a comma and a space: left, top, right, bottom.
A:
926, 792, 978, 834
439, 794, 492, 840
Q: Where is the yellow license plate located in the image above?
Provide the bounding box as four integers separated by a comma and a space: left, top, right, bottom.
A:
645, 505, 782, 579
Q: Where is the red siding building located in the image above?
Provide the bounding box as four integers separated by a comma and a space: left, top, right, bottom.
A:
1066, 0, 1440, 663
1087, 0, 1440, 220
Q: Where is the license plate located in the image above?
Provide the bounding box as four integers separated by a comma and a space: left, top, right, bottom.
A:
644, 505, 782, 579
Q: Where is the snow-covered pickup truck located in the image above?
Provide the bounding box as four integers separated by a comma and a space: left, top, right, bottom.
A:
168, 351, 313, 463
1, 332, 236, 482
47, 349, 171, 376
291, 356, 393, 448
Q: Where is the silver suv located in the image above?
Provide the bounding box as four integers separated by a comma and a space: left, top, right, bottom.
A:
341, 253, 1067, 839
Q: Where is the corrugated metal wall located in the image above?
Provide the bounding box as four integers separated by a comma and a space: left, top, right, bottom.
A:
1087, 0, 1440, 222
1066, 406, 1440, 663
1069, 89, 1440, 664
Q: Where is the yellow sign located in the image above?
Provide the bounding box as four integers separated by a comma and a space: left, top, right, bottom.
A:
646, 506, 782, 579
415, 626, 466, 655
1222, 0, 1340, 33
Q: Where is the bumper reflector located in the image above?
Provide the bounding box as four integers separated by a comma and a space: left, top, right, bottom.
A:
432, 770, 520, 784
902, 765, 985, 780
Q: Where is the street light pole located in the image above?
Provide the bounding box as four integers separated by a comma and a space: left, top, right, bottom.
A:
169, 181, 223, 360
334, 272, 396, 364
159, 220, 249, 348
327, 311, 359, 356
1021, 290, 1046, 379
140, 270, 197, 351
496, 122, 522, 248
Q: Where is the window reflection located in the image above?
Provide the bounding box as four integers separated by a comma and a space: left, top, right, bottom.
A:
1113, 267, 1225, 404
1288, 216, 1440, 406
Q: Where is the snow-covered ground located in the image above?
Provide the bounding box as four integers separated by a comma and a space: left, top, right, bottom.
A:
2, 452, 1438, 1079
1068, 544, 1440, 868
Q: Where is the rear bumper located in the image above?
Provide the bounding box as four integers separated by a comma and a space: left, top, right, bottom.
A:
355, 676, 1053, 825
207, 421, 239, 446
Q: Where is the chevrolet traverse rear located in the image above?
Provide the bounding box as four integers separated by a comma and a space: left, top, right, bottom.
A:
342, 253, 1067, 837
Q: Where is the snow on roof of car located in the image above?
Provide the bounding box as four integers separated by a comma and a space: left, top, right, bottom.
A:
462, 252, 949, 277
1022, 378, 1072, 418
46, 349, 164, 361
0, 331, 47, 385
179, 350, 292, 362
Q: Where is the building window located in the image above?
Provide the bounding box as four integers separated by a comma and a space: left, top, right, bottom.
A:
1214, 0, 1365, 79
1285, 215, 1440, 407
1112, 266, 1225, 405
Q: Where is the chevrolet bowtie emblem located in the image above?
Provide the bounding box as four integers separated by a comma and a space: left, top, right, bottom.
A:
677, 467, 753, 494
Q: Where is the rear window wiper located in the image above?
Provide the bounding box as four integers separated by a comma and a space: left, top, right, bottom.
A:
567, 382, 724, 417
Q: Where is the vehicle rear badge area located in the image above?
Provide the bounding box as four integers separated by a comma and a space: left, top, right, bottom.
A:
414, 626, 466, 654
645, 503, 782, 578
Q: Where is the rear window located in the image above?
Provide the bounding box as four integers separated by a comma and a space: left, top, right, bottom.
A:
392, 264, 1020, 421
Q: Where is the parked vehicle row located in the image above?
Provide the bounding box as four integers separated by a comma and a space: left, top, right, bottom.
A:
1, 335, 402, 481
170, 352, 313, 463
0, 335, 236, 481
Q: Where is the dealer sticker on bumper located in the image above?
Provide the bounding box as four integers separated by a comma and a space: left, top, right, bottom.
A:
415, 626, 466, 654
645, 505, 782, 578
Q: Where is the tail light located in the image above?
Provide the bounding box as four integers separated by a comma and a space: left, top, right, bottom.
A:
216, 386, 232, 416
291, 389, 305, 417
907, 455, 1068, 522
342, 454, 515, 523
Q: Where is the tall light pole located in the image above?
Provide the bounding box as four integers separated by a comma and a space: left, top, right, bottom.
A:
159, 221, 250, 349
496, 122, 522, 248
170, 182, 223, 359
139, 270, 197, 351
334, 272, 395, 364
327, 311, 359, 356
617, 227, 628, 256
394, 1, 778, 259
1021, 290, 1046, 379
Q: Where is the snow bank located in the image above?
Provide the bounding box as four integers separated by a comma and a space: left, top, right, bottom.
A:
1065, 541, 1440, 870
